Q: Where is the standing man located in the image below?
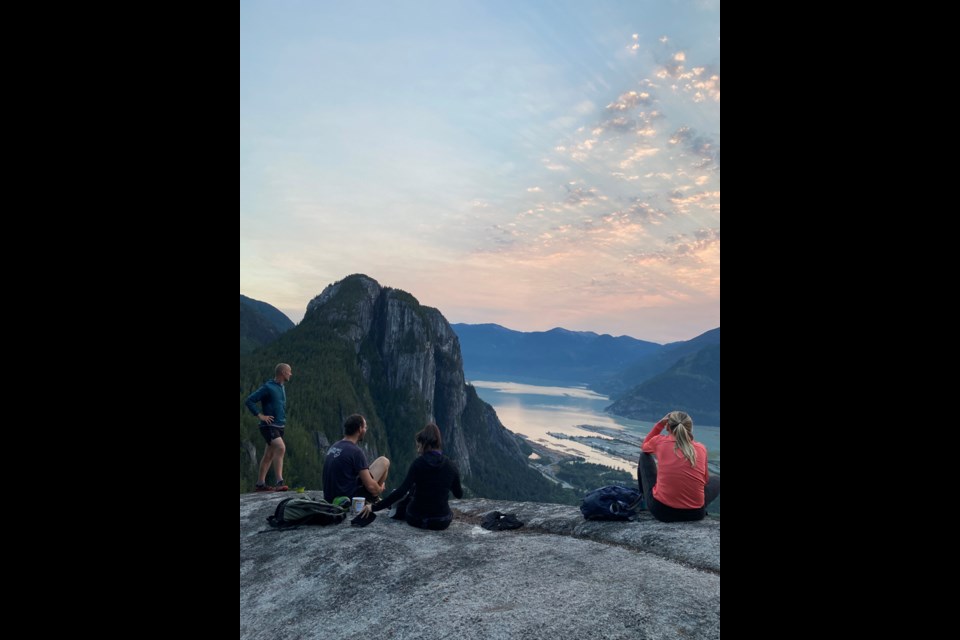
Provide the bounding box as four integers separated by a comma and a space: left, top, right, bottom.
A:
322, 414, 390, 504
245, 363, 293, 492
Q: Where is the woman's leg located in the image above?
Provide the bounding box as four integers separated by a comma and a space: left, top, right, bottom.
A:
704, 473, 720, 506
405, 510, 453, 530
637, 452, 657, 508
391, 491, 413, 519
425, 514, 453, 530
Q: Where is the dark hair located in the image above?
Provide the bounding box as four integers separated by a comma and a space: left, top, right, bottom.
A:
343, 414, 366, 436
416, 423, 442, 451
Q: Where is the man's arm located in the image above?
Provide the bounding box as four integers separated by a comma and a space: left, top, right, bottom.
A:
358, 468, 381, 495
244, 385, 266, 417
373, 464, 415, 512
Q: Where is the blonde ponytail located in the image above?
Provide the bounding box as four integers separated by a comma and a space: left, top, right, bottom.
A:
667, 411, 697, 467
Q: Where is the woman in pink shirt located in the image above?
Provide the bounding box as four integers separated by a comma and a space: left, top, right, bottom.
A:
638, 411, 720, 522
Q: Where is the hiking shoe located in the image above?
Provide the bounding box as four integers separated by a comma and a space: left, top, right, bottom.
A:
273, 481, 289, 492
254, 484, 274, 492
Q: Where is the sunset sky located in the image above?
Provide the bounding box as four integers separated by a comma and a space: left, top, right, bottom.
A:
240, 0, 719, 343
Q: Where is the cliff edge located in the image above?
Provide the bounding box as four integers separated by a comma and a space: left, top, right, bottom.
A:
241, 493, 720, 640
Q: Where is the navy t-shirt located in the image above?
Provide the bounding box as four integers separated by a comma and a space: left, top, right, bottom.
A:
322, 439, 369, 502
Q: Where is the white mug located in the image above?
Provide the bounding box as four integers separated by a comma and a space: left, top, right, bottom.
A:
352, 497, 366, 515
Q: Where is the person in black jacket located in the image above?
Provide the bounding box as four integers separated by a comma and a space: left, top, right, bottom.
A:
359, 423, 463, 530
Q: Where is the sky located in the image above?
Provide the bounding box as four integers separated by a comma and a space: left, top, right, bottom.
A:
240, 0, 719, 344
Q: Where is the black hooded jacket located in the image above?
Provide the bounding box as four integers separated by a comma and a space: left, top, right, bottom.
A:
373, 451, 463, 519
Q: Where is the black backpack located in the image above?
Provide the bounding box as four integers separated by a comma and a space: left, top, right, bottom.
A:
266, 495, 348, 528
580, 485, 645, 521
481, 511, 524, 531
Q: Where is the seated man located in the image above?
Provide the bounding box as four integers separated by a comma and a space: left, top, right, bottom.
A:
322, 413, 390, 504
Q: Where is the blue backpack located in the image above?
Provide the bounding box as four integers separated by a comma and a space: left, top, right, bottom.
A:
580, 485, 645, 521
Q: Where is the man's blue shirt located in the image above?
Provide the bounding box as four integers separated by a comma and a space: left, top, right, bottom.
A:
245, 379, 286, 426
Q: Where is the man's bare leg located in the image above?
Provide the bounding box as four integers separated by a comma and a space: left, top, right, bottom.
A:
270, 437, 286, 483
368, 456, 390, 491
257, 446, 275, 485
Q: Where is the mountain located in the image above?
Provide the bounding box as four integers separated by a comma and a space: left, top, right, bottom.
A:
596, 327, 721, 396
606, 344, 720, 426
239, 294, 295, 354
452, 323, 660, 385
240, 274, 572, 503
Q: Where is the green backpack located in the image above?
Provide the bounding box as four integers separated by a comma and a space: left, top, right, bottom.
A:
266, 495, 348, 528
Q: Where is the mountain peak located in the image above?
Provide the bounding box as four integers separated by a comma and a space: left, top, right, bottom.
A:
305, 273, 383, 319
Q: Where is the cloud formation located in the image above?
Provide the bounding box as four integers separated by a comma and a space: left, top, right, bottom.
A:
240, 2, 720, 342
462, 34, 720, 306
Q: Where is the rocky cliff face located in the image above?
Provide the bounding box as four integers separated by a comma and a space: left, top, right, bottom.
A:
306, 275, 381, 349
241, 492, 720, 640
302, 275, 542, 495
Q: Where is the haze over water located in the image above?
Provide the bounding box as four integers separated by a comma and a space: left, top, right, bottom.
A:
470, 380, 720, 474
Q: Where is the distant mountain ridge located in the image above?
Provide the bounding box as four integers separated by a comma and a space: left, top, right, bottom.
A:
241, 294, 295, 332
452, 323, 660, 386
239, 294, 294, 354
606, 344, 720, 426
595, 327, 720, 396
453, 323, 720, 426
